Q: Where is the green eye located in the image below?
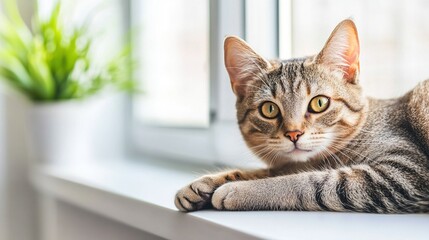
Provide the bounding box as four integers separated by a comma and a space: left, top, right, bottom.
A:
308, 95, 330, 113
260, 101, 280, 119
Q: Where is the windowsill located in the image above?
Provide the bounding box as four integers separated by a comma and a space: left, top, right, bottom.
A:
33, 158, 429, 240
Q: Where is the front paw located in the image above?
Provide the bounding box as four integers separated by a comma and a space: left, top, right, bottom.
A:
212, 182, 242, 210
175, 176, 220, 212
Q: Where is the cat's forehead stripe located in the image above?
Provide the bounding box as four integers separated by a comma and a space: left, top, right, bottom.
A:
270, 82, 277, 98
278, 59, 309, 94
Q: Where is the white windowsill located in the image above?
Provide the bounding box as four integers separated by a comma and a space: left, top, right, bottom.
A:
33, 158, 429, 240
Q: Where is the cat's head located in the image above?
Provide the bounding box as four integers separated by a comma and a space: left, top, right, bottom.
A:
224, 19, 367, 166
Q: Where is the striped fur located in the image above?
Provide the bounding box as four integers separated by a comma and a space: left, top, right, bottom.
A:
175, 20, 429, 213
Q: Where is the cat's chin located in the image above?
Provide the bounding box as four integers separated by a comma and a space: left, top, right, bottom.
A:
286, 149, 316, 162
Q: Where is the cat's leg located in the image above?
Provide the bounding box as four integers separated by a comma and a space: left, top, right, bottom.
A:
212, 163, 429, 213
175, 169, 270, 212
175, 159, 329, 212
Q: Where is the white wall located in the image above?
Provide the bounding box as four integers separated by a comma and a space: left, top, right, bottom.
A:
0, 86, 38, 240
0, 86, 8, 240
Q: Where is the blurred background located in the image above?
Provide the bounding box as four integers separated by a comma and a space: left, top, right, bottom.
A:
1, 0, 429, 239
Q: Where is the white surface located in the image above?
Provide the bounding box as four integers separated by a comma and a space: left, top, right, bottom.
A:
33, 159, 429, 240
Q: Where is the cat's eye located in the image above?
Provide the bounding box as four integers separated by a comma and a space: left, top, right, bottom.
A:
308, 95, 330, 113
260, 101, 280, 119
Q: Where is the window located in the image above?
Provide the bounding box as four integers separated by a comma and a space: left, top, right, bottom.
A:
131, 0, 429, 166
132, 0, 210, 127
131, 0, 262, 167
282, 0, 429, 98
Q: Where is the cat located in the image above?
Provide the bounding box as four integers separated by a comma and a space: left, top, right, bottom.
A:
175, 19, 429, 213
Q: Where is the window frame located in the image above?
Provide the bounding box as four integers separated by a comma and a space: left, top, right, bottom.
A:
129, 0, 281, 167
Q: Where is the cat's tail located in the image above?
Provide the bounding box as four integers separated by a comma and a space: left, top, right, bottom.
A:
407, 79, 429, 156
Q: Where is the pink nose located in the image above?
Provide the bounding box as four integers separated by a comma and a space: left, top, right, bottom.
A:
285, 130, 304, 143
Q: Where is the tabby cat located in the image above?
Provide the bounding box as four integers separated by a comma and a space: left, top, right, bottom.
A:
175, 19, 429, 213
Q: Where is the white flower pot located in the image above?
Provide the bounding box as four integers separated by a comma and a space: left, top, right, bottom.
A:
27, 94, 125, 165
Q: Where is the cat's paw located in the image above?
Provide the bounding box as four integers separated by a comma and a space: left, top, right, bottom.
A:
175, 171, 246, 211
212, 182, 243, 210
175, 176, 221, 212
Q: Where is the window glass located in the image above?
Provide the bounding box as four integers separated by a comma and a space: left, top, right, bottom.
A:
132, 0, 210, 127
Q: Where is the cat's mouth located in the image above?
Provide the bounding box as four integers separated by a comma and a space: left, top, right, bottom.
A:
288, 147, 312, 154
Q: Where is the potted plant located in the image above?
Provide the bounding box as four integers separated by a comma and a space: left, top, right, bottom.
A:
0, 0, 135, 164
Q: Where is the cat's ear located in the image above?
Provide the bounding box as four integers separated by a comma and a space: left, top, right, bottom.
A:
317, 19, 360, 84
224, 36, 272, 96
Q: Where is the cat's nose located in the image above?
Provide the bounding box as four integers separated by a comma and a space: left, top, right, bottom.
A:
285, 130, 304, 143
